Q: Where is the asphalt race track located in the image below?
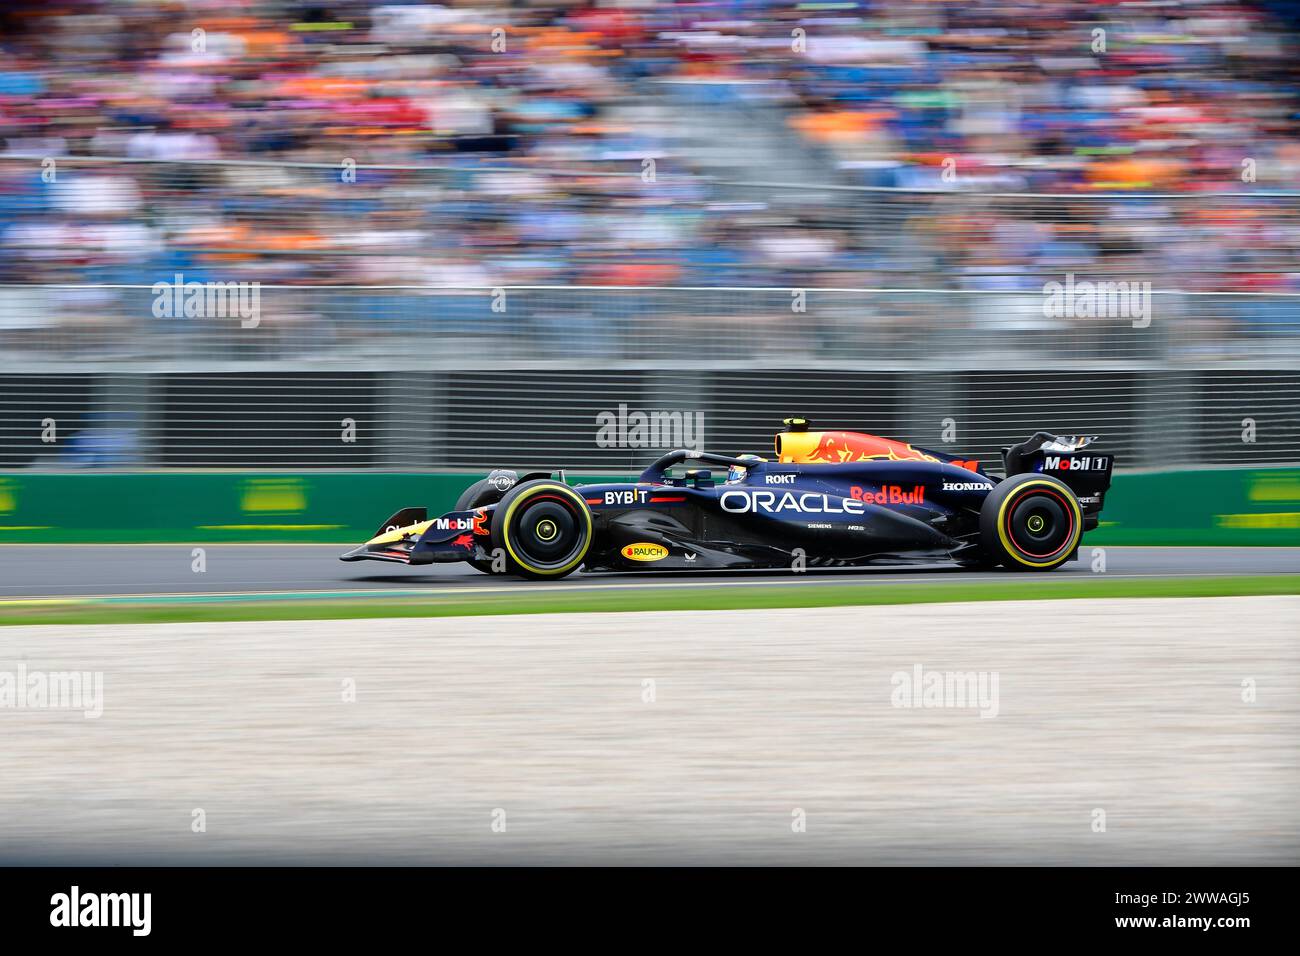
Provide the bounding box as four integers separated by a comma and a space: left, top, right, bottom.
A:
0, 545, 1296, 599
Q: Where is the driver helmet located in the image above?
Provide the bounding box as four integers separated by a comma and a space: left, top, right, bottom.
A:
727, 453, 766, 483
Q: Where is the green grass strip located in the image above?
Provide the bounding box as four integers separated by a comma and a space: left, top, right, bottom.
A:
1, 575, 1296, 627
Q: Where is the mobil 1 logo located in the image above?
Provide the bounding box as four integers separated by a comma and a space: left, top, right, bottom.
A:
1042, 454, 1110, 473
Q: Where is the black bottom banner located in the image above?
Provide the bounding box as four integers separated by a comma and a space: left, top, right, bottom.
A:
0, 865, 1285, 944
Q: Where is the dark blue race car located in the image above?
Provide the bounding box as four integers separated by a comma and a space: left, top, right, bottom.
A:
341, 418, 1113, 578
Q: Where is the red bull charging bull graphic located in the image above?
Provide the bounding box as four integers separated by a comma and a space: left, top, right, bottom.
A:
776, 429, 940, 465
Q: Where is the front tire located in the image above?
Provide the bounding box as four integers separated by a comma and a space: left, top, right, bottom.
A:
491, 480, 593, 579
979, 474, 1083, 571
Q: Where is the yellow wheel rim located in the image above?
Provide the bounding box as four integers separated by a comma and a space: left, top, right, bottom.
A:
996, 479, 1083, 568
502, 485, 592, 575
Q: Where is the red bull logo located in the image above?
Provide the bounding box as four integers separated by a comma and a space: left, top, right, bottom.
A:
850, 485, 926, 505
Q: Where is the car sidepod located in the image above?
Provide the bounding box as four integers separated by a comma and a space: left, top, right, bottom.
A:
575, 460, 992, 570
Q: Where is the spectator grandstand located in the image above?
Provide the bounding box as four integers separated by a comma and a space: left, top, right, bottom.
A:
0, 0, 1296, 296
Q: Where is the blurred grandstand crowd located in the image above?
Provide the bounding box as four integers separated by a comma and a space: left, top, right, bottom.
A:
0, 0, 1297, 296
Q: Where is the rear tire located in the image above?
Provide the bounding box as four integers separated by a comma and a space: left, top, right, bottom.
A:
979, 474, 1083, 571
491, 480, 593, 579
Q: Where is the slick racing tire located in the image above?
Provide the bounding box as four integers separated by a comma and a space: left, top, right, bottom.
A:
979, 473, 1083, 571
491, 480, 593, 580
456, 478, 507, 573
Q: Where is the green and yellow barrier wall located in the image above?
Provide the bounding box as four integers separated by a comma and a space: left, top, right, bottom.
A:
0, 468, 1297, 546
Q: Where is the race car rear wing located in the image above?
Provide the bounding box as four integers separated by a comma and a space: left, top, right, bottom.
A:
1003, 432, 1113, 512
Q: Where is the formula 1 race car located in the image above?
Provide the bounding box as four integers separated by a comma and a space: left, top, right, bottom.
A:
340, 419, 1113, 578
